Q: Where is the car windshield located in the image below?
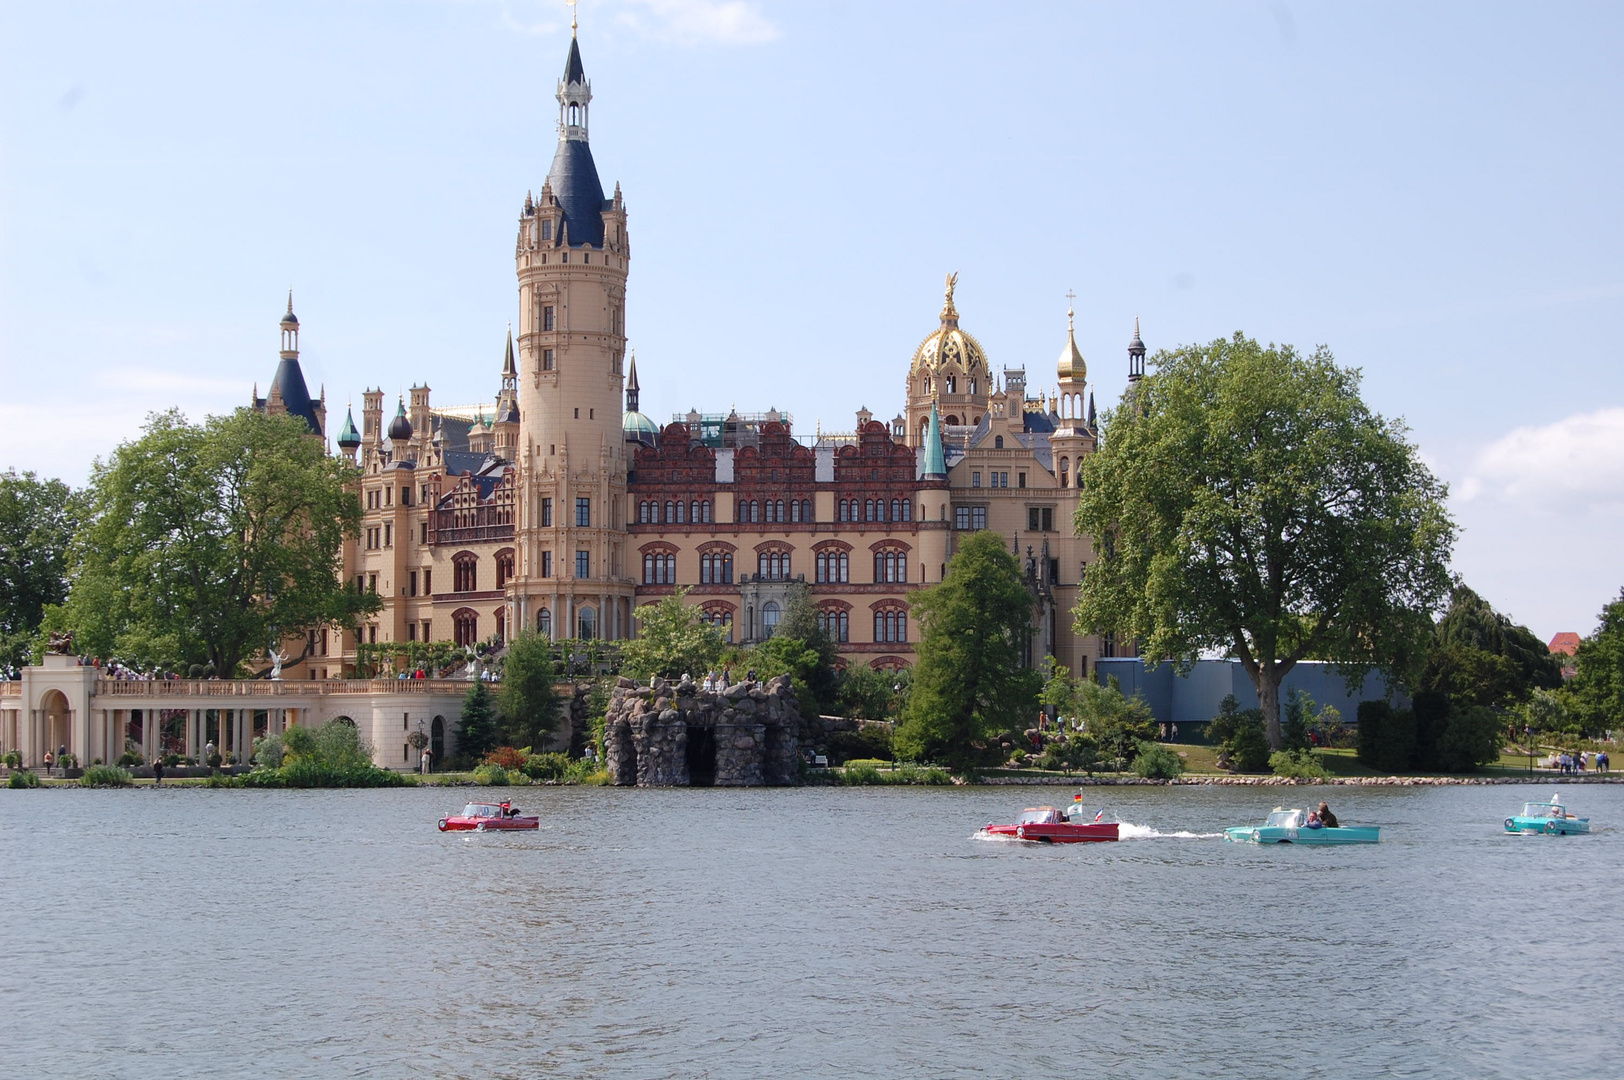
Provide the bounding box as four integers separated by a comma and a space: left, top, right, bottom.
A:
1265, 810, 1301, 828
1018, 808, 1059, 825
463, 803, 496, 818
1524, 802, 1563, 818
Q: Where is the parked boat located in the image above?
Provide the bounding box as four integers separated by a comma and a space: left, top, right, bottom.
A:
1505, 794, 1590, 836
438, 801, 539, 832
1224, 807, 1380, 845
981, 800, 1119, 843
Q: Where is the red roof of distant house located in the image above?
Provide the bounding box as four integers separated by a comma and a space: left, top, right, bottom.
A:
1549, 632, 1582, 656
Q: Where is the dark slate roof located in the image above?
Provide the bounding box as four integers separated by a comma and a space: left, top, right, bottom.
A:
546, 138, 607, 248
1022, 410, 1056, 435
270, 358, 321, 435
563, 36, 586, 85
441, 450, 487, 477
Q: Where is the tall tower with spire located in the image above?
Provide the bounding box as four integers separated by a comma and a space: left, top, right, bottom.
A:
511, 21, 633, 642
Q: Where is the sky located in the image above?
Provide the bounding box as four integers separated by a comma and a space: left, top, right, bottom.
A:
2, 0, 1621, 641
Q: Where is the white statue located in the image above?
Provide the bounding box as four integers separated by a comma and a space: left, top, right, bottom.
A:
268, 648, 286, 680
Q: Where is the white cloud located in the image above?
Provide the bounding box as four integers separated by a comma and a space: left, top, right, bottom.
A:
1457, 406, 1624, 509
616, 0, 780, 45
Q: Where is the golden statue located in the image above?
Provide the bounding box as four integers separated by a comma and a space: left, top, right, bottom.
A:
941, 271, 959, 321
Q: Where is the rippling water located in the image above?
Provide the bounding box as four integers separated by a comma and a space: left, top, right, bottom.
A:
3, 782, 1618, 1078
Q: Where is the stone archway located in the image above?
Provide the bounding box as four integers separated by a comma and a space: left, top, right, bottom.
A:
40, 689, 71, 763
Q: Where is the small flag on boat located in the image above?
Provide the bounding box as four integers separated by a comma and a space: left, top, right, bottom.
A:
1094, 810, 1104, 822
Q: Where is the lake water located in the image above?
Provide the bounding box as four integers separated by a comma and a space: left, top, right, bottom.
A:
2, 782, 1619, 1078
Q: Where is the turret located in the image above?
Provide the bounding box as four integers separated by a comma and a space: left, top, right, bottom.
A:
1128, 317, 1146, 383
337, 404, 361, 462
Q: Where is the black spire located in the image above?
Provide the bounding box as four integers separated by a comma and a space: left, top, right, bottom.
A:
547, 26, 607, 247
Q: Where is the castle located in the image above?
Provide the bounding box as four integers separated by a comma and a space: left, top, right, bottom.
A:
256, 27, 1145, 684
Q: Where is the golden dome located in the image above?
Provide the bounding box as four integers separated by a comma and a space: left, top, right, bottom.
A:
909, 273, 989, 379
1057, 306, 1086, 382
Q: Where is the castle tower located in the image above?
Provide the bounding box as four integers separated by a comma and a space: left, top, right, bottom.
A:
1050, 303, 1094, 491
904, 273, 991, 445
511, 23, 633, 641
1128, 317, 1146, 383
262, 293, 325, 437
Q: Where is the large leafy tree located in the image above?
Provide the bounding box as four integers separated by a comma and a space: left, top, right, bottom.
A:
896, 530, 1040, 771
749, 589, 840, 716
0, 470, 84, 670
619, 588, 728, 682
495, 630, 561, 748
1075, 333, 1455, 749
1421, 582, 1561, 711
56, 408, 377, 676
1565, 588, 1624, 736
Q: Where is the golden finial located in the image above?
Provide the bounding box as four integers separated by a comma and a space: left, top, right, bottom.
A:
568, 0, 578, 35
1065, 289, 1076, 329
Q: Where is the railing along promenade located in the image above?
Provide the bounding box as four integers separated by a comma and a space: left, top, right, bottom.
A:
91, 678, 469, 698
0, 682, 19, 697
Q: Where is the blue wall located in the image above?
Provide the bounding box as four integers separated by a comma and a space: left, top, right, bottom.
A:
1093, 658, 1404, 741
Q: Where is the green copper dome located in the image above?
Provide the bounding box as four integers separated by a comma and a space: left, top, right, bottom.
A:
623, 409, 659, 446
337, 406, 361, 449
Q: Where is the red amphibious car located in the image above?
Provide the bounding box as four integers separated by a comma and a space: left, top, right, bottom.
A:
982, 802, 1119, 843
437, 801, 539, 832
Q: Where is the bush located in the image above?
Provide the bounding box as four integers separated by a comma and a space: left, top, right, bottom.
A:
1357, 700, 1417, 773
842, 761, 885, 785
1269, 749, 1329, 779
80, 765, 134, 787
8, 769, 41, 789
826, 725, 894, 765
116, 750, 144, 767
1038, 733, 1100, 775
3, 750, 21, 769
252, 734, 284, 768
482, 746, 529, 770
1131, 741, 1185, 780
1434, 704, 1503, 772
562, 759, 608, 785
473, 764, 511, 786
520, 752, 571, 781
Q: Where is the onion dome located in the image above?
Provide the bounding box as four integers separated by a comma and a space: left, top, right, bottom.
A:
387, 398, 413, 442
1058, 305, 1086, 381
336, 405, 361, 449
909, 273, 988, 381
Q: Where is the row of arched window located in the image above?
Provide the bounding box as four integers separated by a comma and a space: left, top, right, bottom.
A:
818, 609, 850, 642
838, 498, 911, 523
758, 552, 792, 580
876, 550, 908, 584
700, 552, 733, 584
736, 499, 813, 524
639, 500, 713, 525
874, 609, 908, 644
816, 551, 849, 584
642, 553, 676, 585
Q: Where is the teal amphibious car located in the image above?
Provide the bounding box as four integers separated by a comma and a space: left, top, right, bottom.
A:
1505, 795, 1590, 836
1224, 807, 1381, 845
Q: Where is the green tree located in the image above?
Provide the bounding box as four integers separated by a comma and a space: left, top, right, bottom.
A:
1421, 583, 1561, 711
619, 588, 727, 682
1207, 694, 1271, 772
1041, 660, 1155, 768
1075, 334, 1455, 749
749, 589, 840, 716
0, 470, 84, 671
895, 531, 1040, 771
458, 680, 498, 762
495, 630, 561, 749
53, 409, 377, 676
1565, 588, 1624, 736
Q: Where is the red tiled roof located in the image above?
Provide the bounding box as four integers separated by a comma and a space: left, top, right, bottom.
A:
1548, 632, 1582, 656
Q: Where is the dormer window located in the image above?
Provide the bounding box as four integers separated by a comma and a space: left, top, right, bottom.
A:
541, 220, 553, 241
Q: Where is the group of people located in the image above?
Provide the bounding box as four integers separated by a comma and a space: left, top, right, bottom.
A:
697, 669, 753, 692
1550, 750, 1608, 774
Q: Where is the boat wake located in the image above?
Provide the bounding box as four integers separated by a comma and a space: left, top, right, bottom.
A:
1117, 822, 1223, 840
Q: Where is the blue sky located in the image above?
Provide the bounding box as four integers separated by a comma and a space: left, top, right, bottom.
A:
3, 1, 1621, 640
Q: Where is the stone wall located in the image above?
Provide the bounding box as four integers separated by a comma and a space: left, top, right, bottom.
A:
603, 674, 800, 786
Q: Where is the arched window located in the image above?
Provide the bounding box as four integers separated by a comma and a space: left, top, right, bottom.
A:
643, 551, 676, 585
816, 549, 849, 584
453, 553, 478, 593
577, 606, 597, 641
872, 608, 909, 644
995, 435, 1004, 449
900, 499, 912, 522
762, 601, 781, 636
700, 549, 734, 584
801, 499, 812, 522
874, 549, 908, 584
750, 500, 760, 523
495, 549, 515, 589
1060, 457, 1070, 488
495, 608, 507, 643
537, 608, 552, 638
757, 550, 791, 580
453, 608, 479, 647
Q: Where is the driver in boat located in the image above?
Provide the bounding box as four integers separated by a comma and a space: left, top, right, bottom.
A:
1305, 811, 1324, 829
